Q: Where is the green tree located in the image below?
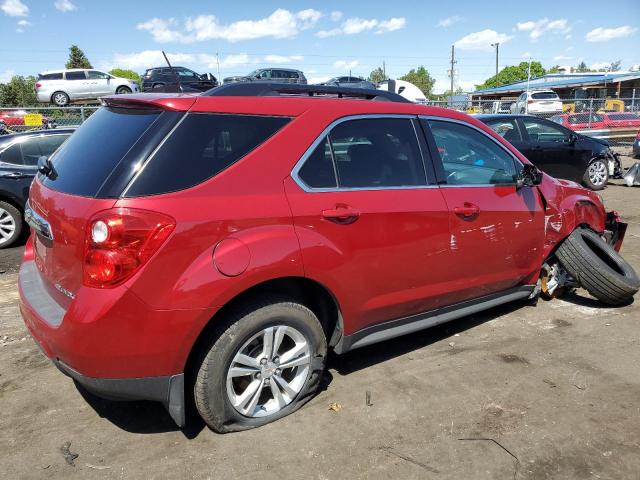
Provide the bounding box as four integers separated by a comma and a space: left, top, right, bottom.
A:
610, 60, 622, 72
575, 61, 592, 73
476, 61, 546, 90
109, 68, 142, 88
368, 66, 386, 83
547, 65, 563, 74
65, 45, 93, 69
0, 75, 38, 107
399, 66, 435, 97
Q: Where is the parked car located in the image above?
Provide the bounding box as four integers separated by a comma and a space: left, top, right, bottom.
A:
0, 110, 56, 131
549, 113, 606, 131
601, 112, 640, 128
19, 84, 637, 434
477, 114, 620, 190
223, 68, 307, 84
36, 69, 140, 106
141, 67, 218, 92
320, 76, 376, 89
510, 90, 562, 115
0, 129, 74, 248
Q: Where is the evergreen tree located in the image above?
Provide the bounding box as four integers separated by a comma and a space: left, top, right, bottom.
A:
65, 45, 92, 69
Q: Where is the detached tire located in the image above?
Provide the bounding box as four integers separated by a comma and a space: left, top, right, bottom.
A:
194, 296, 327, 433
557, 227, 640, 305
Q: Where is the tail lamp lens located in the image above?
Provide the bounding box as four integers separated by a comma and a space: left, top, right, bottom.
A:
527, 100, 534, 104
35, 82, 41, 89
83, 208, 175, 288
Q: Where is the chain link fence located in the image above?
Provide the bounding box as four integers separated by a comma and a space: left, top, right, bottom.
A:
0, 106, 99, 134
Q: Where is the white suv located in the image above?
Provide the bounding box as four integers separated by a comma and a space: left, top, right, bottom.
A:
510, 90, 563, 115
35, 69, 139, 106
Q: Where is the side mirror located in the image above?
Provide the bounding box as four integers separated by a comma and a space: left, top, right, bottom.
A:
516, 164, 543, 189
37, 155, 57, 180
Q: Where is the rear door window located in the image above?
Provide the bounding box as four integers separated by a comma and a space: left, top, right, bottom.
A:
40, 107, 161, 196
125, 114, 290, 196
65, 71, 86, 80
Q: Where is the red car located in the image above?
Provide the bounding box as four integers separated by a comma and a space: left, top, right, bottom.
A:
18, 84, 639, 433
601, 112, 640, 128
0, 110, 56, 131
550, 113, 606, 130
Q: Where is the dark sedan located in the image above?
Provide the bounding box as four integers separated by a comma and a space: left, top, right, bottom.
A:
477, 114, 620, 190
0, 129, 74, 248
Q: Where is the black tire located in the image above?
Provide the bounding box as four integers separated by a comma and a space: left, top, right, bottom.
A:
116, 86, 132, 95
583, 158, 609, 190
194, 296, 327, 433
556, 227, 640, 305
0, 201, 23, 249
51, 91, 69, 107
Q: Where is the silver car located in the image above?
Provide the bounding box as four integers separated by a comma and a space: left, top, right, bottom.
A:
35, 69, 139, 106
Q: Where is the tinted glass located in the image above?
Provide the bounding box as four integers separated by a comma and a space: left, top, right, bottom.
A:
486, 119, 522, 143
176, 68, 197, 78
531, 92, 558, 100
609, 113, 638, 120
522, 118, 568, 142
40, 107, 160, 196
0, 143, 23, 165
330, 118, 426, 188
126, 114, 290, 196
568, 113, 602, 124
428, 120, 517, 185
20, 138, 42, 166
87, 70, 110, 80
298, 137, 336, 188
36, 135, 70, 160
65, 71, 86, 80
38, 73, 63, 80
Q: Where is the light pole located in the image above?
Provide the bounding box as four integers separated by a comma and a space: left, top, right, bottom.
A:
491, 42, 499, 77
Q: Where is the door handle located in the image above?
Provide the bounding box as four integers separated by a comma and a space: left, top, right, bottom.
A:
453, 203, 480, 218
322, 204, 360, 225
0, 172, 27, 179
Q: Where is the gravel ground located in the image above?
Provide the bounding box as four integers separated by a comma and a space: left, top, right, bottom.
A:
1, 155, 640, 480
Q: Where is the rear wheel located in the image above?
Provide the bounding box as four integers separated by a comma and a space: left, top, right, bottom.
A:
116, 86, 132, 95
583, 158, 608, 190
51, 91, 69, 107
0, 201, 22, 249
557, 227, 640, 305
194, 297, 327, 433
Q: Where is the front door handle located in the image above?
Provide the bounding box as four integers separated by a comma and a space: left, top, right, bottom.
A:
322, 204, 360, 225
453, 203, 480, 218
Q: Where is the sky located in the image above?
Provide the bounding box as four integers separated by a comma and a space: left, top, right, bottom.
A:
0, 0, 639, 93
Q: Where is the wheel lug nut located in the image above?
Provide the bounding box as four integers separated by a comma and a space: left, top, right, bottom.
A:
260, 358, 267, 365
276, 369, 281, 375
256, 372, 261, 379
273, 356, 279, 364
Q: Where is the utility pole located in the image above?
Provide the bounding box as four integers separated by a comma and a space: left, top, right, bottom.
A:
525, 58, 532, 114
383, 60, 386, 80
449, 45, 456, 104
491, 42, 499, 77
215, 52, 220, 79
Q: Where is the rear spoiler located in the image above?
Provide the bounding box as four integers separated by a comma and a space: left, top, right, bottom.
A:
100, 94, 198, 112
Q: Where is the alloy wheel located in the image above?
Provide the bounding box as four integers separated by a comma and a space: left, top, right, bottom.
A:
53, 92, 68, 106
588, 160, 607, 187
226, 325, 311, 418
0, 207, 16, 245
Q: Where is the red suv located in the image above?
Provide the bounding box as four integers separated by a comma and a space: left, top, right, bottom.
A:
18, 84, 638, 433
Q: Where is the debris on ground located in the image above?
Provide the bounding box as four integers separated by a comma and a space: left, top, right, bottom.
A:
328, 402, 342, 412
365, 391, 373, 407
543, 378, 557, 387
60, 442, 78, 466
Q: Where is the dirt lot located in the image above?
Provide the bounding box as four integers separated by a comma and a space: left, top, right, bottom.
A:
2, 155, 640, 480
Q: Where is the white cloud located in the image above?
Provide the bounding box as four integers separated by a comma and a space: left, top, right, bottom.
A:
437, 16, 461, 28
455, 29, 513, 51
330, 11, 342, 22
0, 69, 15, 83
137, 9, 322, 43
16, 18, 30, 25
516, 18, 570, 40
54, 0, 76, 12
333, 60, 359, 70
553, 55, 572, 60
316, 16, 406, 37
585, 25, 637, 42
590, 62, 611, 71
1, 0, 28, 16
521, 51, 532, 59
263, 54, 304, 64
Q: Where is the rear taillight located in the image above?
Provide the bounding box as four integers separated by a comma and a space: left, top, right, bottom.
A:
636, 130, 640, 140
83, 208, 175, 288
35, 82, 41, 89
527, 100, 534, 104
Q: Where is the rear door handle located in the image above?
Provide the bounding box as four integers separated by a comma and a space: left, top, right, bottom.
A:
453, 203, 480, 218
322, 205, 360, 225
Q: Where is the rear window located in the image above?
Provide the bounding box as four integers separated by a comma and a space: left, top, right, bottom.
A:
531, 92, 558, 100
38, 73, 63, 80
609, 113, 638, 120
40, 107, 161, 196
568, 113, 603, 124
125, 114, 290, 196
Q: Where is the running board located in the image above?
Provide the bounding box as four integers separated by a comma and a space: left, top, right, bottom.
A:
333, 286, 534, 354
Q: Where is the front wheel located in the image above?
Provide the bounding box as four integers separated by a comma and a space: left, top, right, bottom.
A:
194, 297, 327, 433
583, 158, 609, 190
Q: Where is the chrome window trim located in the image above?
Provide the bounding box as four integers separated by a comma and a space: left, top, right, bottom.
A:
420, 115, 523, 187
290, 114, 438, 193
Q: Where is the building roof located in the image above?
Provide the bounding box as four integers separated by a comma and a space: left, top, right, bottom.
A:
473, 72, 640, 95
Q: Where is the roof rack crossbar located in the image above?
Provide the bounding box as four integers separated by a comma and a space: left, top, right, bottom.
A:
202, 82, 410, 103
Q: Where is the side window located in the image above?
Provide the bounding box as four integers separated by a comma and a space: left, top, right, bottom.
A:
87, 71, 110, 80
65, 71, 86, 80
176, 68, 197, 78
0, 143, 23, 165
522, 119, 568, 142
332, 118, 426, 188
20, 139, 43, 166
427, 120, 517, 186
297, 137, 336, 188
486, 119, 521, 143
36, 135, 69, 161
258, 70, 270, 79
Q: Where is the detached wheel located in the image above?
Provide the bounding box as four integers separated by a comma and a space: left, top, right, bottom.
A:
0, 201, 22, 249
51, 91, 70, 107
583, 158, 608, 190
194, 297, 327, 433
557, 227, 640, 305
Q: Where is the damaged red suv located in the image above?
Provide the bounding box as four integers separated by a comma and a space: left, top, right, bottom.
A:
19, 83, 639, 433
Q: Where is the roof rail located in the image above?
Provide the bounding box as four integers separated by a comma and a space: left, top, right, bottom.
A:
203, 82, 410, 103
